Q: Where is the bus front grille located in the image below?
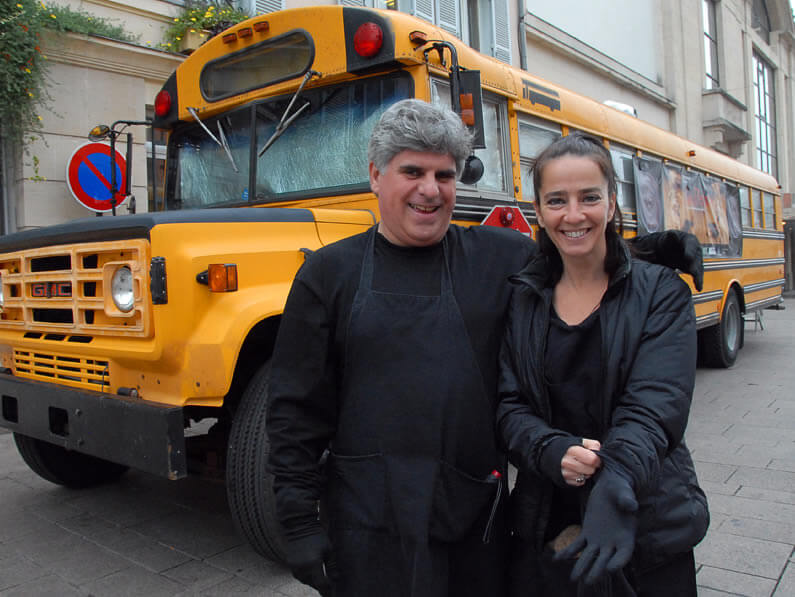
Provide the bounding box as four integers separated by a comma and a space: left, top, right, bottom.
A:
0, 240, 151, 338
14, 349, 111, 392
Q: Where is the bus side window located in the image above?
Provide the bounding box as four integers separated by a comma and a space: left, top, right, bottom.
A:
762, 192, 776, 228
609, 144, 637, 221
753, 190, 763, 228
431, 79, 510, 197
739, 187, 751, 227
517, 117, 561, 201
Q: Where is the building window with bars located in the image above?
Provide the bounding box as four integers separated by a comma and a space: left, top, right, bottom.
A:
752, 51, 777, 178
703, 0, 719, 89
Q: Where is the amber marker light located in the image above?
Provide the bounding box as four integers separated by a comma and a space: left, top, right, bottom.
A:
460, 93, 475, 126
208, 264, 238, 292
409, 30, 428, 43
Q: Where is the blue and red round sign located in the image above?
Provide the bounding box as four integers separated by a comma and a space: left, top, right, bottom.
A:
66, 142, 128, 212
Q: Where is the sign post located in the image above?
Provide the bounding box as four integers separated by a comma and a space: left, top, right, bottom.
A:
66, 142, 128, 213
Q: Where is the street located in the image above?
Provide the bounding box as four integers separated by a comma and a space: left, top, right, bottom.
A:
1, 300, 794, 596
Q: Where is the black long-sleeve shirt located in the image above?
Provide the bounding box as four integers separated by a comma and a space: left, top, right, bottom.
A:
266, 224, 535, 538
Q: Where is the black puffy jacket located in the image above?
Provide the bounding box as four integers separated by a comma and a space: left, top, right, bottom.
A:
497, 243, 709, 573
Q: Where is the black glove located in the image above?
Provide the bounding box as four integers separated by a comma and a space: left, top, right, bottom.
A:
556, 469, 638, 585
285, 531, 337, 596
630, 230, 704, 291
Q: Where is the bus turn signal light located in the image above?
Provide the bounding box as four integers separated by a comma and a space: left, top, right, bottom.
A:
209, 264, 237, 292
197, 264, 238, 292
460, 93, 475, 126
354, 22, 383, 57
154, 90, 171, 117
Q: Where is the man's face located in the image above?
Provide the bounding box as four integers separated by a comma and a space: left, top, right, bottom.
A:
370, 150, 457, 247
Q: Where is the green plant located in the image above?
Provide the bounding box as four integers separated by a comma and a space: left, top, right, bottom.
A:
1, 1, 136, 148
45, 3, 138, 42
1, 1, 51, 145
162, 1, 249, 52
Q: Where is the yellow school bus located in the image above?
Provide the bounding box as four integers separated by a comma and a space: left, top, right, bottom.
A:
0, 5, 783, 562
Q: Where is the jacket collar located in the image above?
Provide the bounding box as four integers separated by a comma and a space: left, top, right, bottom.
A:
510, 239, 633, 295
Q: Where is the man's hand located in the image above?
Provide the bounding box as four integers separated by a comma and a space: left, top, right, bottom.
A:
630, 230, 704, 291
285, 531, 337, 596
556, 469, 638, 584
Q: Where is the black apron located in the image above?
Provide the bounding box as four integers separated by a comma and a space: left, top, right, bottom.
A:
326, 227, 504, 597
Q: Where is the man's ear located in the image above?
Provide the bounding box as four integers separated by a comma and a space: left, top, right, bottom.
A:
369, 162, 380, 196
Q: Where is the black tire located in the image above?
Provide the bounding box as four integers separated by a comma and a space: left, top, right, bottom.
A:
13, 433, 128, 488
226, 360, 286, 563
699, 290, 742, 368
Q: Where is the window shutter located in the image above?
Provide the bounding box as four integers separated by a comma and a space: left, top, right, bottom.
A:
339, 0, 367, 6
492, 0, 511, 64
436, 0, 460, 38
413, 0, 435, 25
255, 0, 283, 14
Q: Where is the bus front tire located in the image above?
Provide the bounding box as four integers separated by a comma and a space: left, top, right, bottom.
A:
226, 360, 286, 564
13, 433, 128, 488
699, 290, 742, 368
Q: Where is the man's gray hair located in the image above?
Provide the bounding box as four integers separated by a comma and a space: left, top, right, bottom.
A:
367, 99, 473, 175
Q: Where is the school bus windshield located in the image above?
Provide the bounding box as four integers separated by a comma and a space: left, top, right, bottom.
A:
166, 73, 411, 209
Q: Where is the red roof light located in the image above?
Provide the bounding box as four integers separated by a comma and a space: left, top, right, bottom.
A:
154, 90, 171, 117
353, 22, 383, 58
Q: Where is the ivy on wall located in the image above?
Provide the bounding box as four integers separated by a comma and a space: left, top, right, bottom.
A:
1, 1, 137, 147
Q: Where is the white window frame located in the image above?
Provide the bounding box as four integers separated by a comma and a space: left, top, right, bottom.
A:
517, 115, 561, 202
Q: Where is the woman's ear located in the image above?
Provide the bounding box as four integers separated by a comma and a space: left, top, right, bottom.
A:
608, 194, 617, 221
535, 202, 545, 228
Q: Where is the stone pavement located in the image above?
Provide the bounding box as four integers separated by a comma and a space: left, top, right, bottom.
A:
1, 301, 794, 596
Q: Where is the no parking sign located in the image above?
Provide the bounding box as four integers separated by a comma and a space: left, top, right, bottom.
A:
66, 142, 128, 212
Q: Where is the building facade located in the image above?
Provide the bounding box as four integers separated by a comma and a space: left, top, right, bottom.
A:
2, 1, 794, 278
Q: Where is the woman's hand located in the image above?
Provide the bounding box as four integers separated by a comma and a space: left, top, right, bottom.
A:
562, 438, 602, 487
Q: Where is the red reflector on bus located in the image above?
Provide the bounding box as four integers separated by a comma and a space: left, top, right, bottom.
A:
223, 32, 237, 44
238, 27, 253, 38
253, 20, 269, 32
353, 22, 383, 58
154, 90, 171, 117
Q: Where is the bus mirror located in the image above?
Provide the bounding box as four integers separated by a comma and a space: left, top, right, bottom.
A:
460, 155, 484, 185
88, 125, 111, 141
457, 70, 485, 149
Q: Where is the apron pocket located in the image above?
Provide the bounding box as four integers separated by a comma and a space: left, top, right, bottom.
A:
430, 461, 499, 542
327, 452, 387, 531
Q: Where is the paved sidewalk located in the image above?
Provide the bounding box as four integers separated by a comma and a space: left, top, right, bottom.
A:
1, 301, 794, 596
690, 299, 795, 596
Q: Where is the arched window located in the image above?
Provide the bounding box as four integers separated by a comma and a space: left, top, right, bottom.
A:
752, 0, 771, 44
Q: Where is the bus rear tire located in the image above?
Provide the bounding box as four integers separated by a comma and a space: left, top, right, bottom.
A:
699, 290, 742, 368
226, 360, 286, 563
13, 433, 128, 488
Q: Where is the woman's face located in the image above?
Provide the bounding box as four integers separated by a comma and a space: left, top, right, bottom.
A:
536, 154, 616, 264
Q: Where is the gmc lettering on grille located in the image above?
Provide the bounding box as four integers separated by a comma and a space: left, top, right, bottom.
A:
31, 282, 72, 298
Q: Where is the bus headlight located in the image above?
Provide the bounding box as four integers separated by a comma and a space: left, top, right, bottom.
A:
111, 266, 134, 312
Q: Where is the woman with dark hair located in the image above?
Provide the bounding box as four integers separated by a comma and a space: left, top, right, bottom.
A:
497, 132, 709, 596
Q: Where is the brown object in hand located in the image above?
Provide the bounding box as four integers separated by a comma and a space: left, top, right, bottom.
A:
546, 524, 582, 554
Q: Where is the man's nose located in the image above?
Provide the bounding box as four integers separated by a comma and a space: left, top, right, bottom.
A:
417, 173, 440, 197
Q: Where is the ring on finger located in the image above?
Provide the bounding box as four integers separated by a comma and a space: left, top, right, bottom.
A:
574, 475, 586, 484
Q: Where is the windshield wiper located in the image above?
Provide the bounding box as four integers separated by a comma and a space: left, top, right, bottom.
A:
258, 70, 320, 158
186, 107, 239, 172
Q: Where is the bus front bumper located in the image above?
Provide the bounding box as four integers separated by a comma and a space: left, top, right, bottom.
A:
0, 373, 186, 480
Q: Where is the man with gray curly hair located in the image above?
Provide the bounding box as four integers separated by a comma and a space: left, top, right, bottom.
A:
267, 99, 530, 596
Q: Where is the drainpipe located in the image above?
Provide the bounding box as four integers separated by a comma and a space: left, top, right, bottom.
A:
518, 0, 528, 71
